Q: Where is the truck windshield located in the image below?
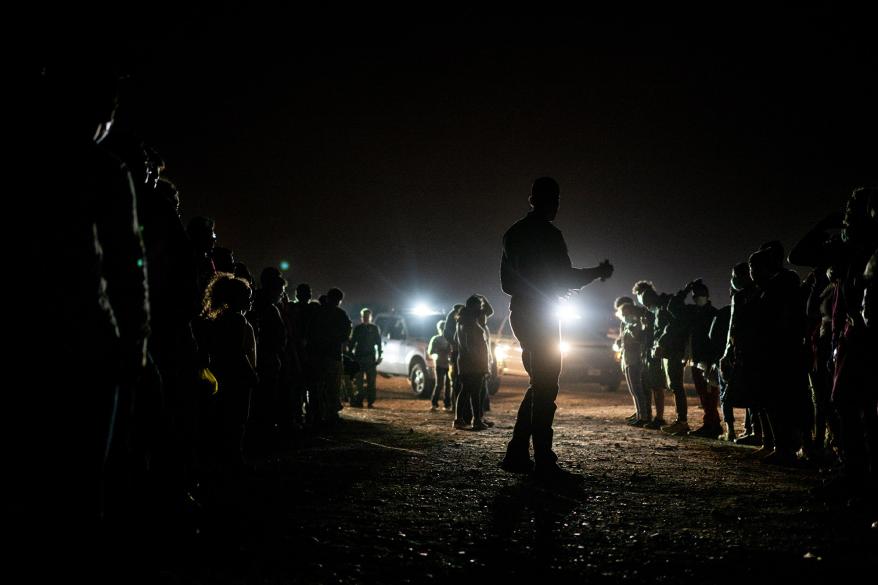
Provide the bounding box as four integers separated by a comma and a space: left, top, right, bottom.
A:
404, 314, 443, 341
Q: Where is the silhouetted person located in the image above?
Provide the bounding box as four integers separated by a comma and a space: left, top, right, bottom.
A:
454, 295, 492, 431
748, 244, 808, 465
246, 268, 288, 450
155, 177, 181, 217
233, 261, 254, 285
349, 308, 383, 407
674, 280, 722, 438
804, 265, 838, 458
277, 287, 304, 431
309, 288, 352, 423
827, 188, 878, 496
634, 287, 668, 430
499, 177, 613, 478
99, 131, 168, 525
476, 295, 496, 421
201, 273, 257, 468
212, 246, 235, 274
428, 320, 453, 411
292, 283, 320, 424
614, 297, 652, 425
633, 280, 694, 435
706, 277, 733, 441
721, 261, 762, 446
443, 304, 465, 411
19, 62, 149, 578
187, 216, 218, 296
106, 137, 200, 539
454, 294, 495, 426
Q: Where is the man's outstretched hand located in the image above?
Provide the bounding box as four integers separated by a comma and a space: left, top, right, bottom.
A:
598, 259, 614, 281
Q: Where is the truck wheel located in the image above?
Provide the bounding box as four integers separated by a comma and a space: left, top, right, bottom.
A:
409, 359, 434, 398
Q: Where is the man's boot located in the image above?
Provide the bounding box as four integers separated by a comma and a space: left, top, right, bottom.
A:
500, 439, 534, 474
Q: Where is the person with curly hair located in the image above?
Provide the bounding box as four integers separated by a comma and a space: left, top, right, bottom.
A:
201, 273, 257, 468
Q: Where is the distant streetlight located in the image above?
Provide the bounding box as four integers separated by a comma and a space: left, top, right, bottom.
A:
279, 260, 290, 271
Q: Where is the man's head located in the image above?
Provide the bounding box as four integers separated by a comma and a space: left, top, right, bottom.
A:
690, 280, 710, 306
758, 241, 785, 273
327, 287, 344, 307
437, 319, 445, 334
295, 283, 312, 303
619, 303, 641, 324
233, 262, 253, 285
632, 280, 658, 309
101, 131, 148, 186
260, 267, 287, 304
155, 178, 180, 216
614, 296, 634, 310
360, 308, 372, 324
730, 262, 752, 292
529, 176, 561, 221
212, 247, 235, 273
748, 249, 775, 287
614, 296, 634, 320
186, 216, 217, 255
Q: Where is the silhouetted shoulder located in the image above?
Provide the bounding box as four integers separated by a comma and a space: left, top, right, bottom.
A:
503, 213, 562, 246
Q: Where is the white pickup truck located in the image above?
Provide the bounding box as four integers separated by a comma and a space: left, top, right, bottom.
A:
374, 310, 443, 398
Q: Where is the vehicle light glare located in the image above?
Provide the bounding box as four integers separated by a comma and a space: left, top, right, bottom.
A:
559, 341, 571, 356
556, 302, 581, 322
411, 304, 435, 317
494, 344, 510, 361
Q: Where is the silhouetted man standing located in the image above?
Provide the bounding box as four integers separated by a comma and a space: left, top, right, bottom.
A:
349, 308, 383, 407
499, 177, 613, 478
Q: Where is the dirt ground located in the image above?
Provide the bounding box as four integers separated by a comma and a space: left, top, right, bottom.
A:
170, 376, 877, 584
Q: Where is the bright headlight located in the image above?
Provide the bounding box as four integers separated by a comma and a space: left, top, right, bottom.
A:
556, 301, 582, 323
559, 341, 571, 356
494, 344, 510, 361
411, 304, 435, 317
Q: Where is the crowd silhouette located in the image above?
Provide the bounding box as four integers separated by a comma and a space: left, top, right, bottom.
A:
613, 196, 876, 505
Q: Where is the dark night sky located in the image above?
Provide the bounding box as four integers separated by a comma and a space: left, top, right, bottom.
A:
78, 6, 876, 328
